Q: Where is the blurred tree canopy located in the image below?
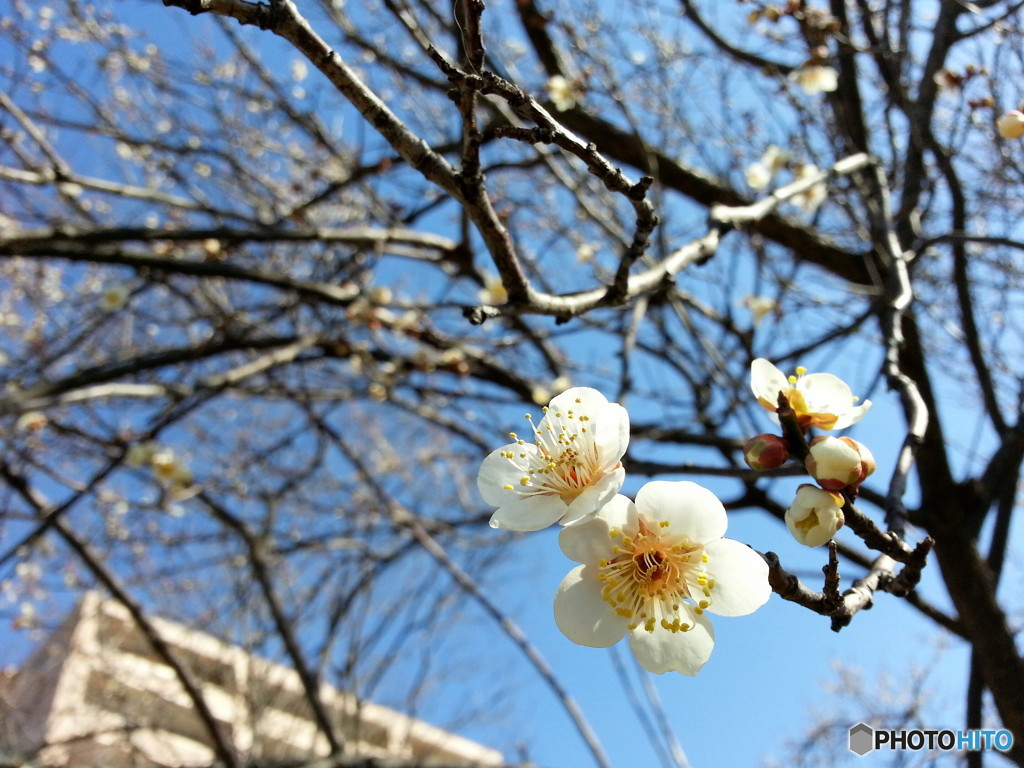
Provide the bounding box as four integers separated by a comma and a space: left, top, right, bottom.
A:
1, 0, 1023, 765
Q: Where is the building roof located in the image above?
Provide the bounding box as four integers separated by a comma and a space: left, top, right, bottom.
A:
0, 592, 504, 768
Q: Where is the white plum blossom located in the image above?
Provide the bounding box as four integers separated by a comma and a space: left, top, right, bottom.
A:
99, 283, 130, 312
477, 274, 508, 306
125, 441, 158, 467
478, 387, 628, 531
15, 601, 38, 630
786, 484, 845, 547
745, 161, 773, 191
791, 163, 828, 214
554, 482, 771, 675
740, 294, 777, 325
750, 358, 871, 431
128, 442, 194, 491
202, 238, 222, 257
576, 243, 597, 262
529, 375, 573, 407
151, 448, 193, 489
546, 75, 581, 112
761, 145, 790, 173
790, 65, 839, 95
744, 146, 789, 191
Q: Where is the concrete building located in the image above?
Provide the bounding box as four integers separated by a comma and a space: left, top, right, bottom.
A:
0, 592, 503, 767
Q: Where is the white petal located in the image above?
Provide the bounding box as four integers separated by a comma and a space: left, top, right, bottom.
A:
833, 399, 872, 430
598, 492, 637, 534
699, 538, 771, 616
489, 495, 567, 531
808, 436, 861, 485
476, 443, 541, 506
628, 608, 715, 675
553, 565, 627, 648
745, 162, 772, 190
559, 495, 630, 563
798, 372, 852, 414
547, 386, 608, 415
750, 358, 788, 408
634, 481, 727, 544
559, 467, 625, 526
592, 402, 629, 467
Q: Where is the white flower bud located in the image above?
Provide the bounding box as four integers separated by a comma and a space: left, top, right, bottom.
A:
997, 110, 1024, 140
15, 411, 47, 432
789, 65, 838, 95
805, 436, 863, 491
785, 484, 844, 547
745, 161, 772, 191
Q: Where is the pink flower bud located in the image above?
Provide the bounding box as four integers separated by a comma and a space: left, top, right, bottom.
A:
743, 433, 790, 471
805, 436, 863, 491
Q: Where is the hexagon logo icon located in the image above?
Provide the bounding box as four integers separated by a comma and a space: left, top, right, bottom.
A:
849, 722, 874, 756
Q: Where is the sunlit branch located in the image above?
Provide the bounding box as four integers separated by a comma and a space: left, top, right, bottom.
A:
0, 165, 254, 221
550, 108, 875, 286
0, 225, 458, 256
2, 335, 313, 413
709, 154, 872, 227
13, 383, 174, 412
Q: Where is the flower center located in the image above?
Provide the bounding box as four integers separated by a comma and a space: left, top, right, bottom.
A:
794, 507, 821, 535
598, 519, 714, 634
500, 398, 603, 502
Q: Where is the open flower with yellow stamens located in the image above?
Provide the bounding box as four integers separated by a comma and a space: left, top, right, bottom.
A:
750, 358, 871, 431
553, 482, 771, 675
478, 387, 628, 531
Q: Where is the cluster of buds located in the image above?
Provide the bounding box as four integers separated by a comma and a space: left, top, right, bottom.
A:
744, 359, 876, 547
